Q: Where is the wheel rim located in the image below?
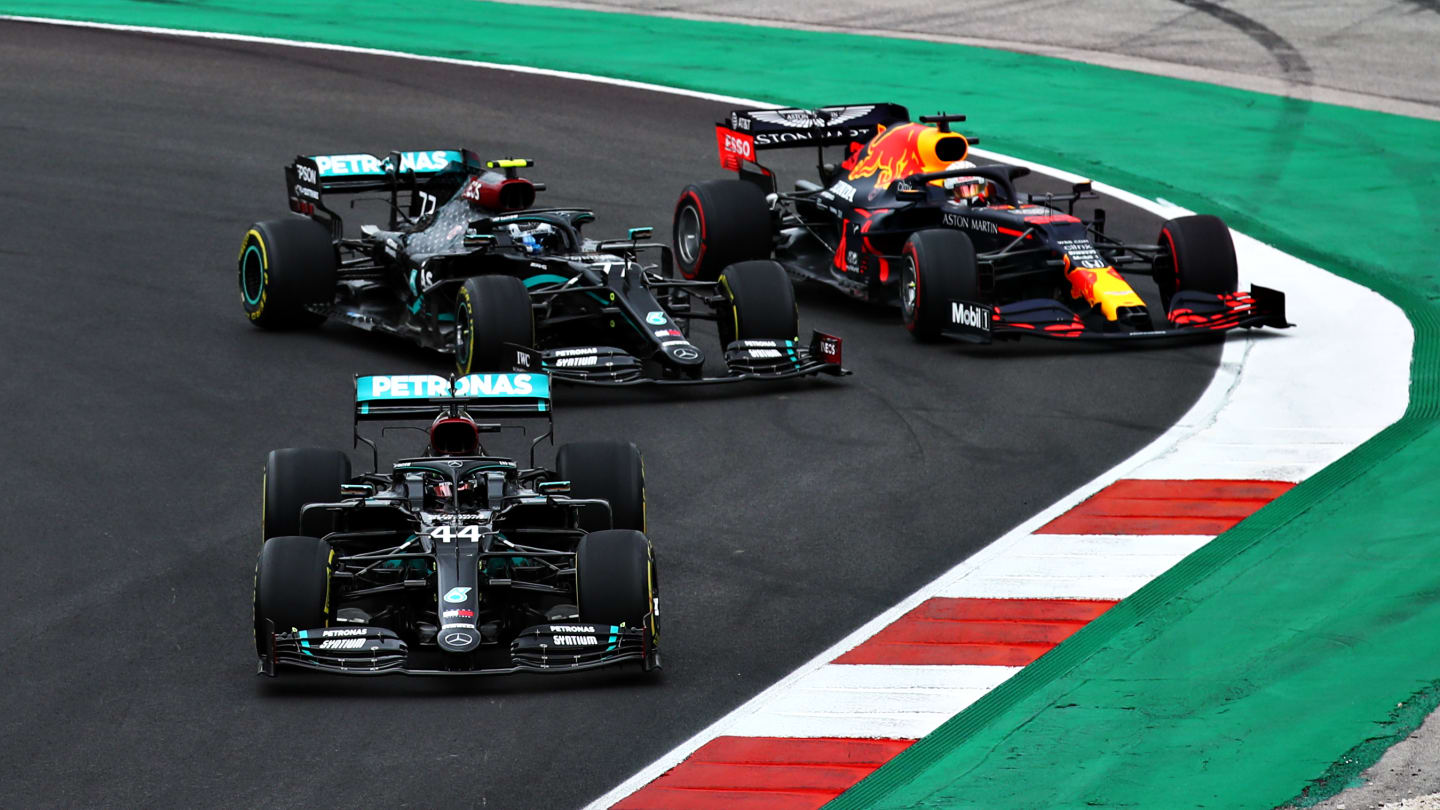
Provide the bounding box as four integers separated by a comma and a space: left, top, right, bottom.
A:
676, 205, 702, 265
455, 300, 472, 373
240, 243, 265, 307
901, 256, 919, 320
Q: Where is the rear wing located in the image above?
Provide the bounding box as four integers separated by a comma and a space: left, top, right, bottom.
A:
352, 372, 555, 469
306, 150, 470, 190
354, 372, 552, 421
286, 149, 479, 221
714, 103, 910, 170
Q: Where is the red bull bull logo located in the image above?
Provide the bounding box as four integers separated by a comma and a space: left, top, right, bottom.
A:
847, 123, 969, 189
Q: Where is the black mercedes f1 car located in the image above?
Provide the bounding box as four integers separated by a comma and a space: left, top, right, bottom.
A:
674, 104, 1290, 343
238, 149, 845, 384
253, 371, 659, 677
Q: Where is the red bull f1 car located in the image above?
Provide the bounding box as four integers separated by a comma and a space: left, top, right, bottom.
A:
253, 371, 660, 677
237, 149, 845, 384
673, 104, 1290, 343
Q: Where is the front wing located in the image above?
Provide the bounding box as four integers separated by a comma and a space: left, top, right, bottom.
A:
943, 286, 1291, 343
258, 621, 656, 677
518, 331, 849, 386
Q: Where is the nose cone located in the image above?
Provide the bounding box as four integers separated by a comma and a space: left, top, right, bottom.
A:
438, 625, 480, 653
663, 341, 705, 367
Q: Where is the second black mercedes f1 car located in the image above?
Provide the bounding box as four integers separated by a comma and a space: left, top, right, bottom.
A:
238, 149, 846, 384
674, 104, 1290, 343
253, 371, 660, 677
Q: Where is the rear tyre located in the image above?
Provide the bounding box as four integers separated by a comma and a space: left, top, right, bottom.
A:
673, 180, 772, 281
901, 229, 979, 341
263, 448, 351, 542
557, 441, 646, 532
253, 535, 333, 656
575, 529, 654, 633
717, 260, 798, 347
455, 275, 535, 375
238, 217, 336, 328
1154, 214, 1238, 313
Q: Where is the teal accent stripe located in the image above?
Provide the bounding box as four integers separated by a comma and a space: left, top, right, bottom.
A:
522, 274, 572, 288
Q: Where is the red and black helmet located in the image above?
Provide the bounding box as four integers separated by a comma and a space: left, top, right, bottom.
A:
429, 413, 479, 456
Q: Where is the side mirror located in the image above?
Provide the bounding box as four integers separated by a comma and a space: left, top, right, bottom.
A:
538, 480, 571, 494
628, 227, 654, 241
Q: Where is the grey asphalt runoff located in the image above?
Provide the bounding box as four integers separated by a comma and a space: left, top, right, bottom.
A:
0, 20, 1221, 809
505, 0, 1440, 121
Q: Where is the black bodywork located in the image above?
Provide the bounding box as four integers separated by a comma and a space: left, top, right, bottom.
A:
701, 105, 1289, 342
283, 149, 845, 383
257, 372, 658, 677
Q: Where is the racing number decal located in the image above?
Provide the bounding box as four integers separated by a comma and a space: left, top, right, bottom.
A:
417, 190, 438, 218
431, 525, 482, 543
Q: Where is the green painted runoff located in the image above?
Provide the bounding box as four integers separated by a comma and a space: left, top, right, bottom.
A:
6, 2, 1439, 807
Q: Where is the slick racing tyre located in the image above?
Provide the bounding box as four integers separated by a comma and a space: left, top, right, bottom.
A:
575, 529, 655, 634
557, 441, 646, 532
902, 229, 980, 341
253, 535, 333, 656
455, 275, 535, 375
263, 448, 351, 542
238, 217, 337, 328
673, 179, 771, 281
717, 260, 798, 347
1154, 214, 1238, 313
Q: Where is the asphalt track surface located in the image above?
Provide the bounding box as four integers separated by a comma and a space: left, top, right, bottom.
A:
0, 22, 1221, 808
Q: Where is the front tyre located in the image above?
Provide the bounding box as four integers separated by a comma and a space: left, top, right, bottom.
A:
1154, 214, 1238, 313
557, 441, 646, 532
263, 448, 351, 542
902, 229, 979, 341
673, 180, 772, 281
238, 217, 337, 328
253, 535, 333, 657
575, 529, 656, 642
717, 260, 798, 347
455, 275, 535, 375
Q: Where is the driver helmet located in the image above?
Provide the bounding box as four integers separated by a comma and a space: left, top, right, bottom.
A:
942, 161, 991, 206
429, 412, 479, 456
507, 222, 555, 255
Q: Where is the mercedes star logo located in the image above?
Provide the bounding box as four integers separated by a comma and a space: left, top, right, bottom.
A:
673, 347, 700, 360
445, 460, 463, 468
443, 632, 474, 646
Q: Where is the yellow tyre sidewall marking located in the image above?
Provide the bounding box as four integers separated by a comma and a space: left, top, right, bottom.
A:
719, 274, 739, 339
260, 469, 267, 543
458, 286, 474, 373
241, 229, 269, 320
